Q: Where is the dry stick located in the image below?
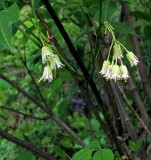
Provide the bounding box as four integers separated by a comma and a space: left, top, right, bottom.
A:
0, 73, 85, 147
122, 3, 151, 108
0, 129, 57, 160
111, 83, 138, 141
117, 83, 151, 137
0, 105, 49, 121
128, 77, 150, 124
42, 0, 126, 156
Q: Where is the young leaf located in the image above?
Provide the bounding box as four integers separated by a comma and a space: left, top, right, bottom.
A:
102, 0, 117, 21
93, 149, 114, 160
16, 152, 36, 160
111, 22, 135, 35
54, 146, 67, 160
0, 3, 19, 51
71, 149, 93, 160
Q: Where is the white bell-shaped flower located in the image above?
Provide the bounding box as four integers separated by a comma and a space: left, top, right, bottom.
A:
120, 65, 129, 80
50, 55, 64, 70
111, 64, 121, 81
99, 60, 110, 75
104, 64, 113, 80
38, 66, 53, 83
41, 46, 54, 64
126, 51, 139, 66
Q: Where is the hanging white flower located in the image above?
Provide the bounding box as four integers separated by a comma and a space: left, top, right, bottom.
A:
111, 64, 121, 81
41, 46, 54, 64
126, 51, 139, 66
38, 66, 53, 83
99, 60, 110, 75
104, 64, 113, 80
50, 54, 64, 70
120, 65, 129, 80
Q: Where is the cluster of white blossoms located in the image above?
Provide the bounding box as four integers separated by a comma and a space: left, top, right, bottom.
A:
38, 46, 64, 83
100, 22, 139, 81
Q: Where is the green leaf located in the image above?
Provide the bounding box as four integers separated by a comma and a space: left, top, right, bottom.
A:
111, 22, 135, 35
0, 79, 11, 90
0, 3, 19, 51
54, 146, 67, 160
129, 140, 137, 151
93, 149, 114, 160
131, 11, 150, 21
60, 137, 73, 148
102, 0, 117, 21
16, 152, 36, 160
71, 149, 93, 160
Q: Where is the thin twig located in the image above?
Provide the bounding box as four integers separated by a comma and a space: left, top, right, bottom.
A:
111, 83, 137, 141
0, 106, 49, 121
117, 83, 151, 137
0, 114, 7, 120
0, 129, 57, 160
128, 77, 150, 124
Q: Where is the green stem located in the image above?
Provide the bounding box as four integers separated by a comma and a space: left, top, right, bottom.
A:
16, 25, 41, 47
107, 41, 113, 60
19, 21, 40, 42
116, 40, 129, 52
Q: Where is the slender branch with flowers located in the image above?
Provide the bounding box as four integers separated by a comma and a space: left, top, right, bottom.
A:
100, 21, 139, 81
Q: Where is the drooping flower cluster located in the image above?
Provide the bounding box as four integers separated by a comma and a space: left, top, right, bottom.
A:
100, 22, 139, 81
38, 46, 64, 83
